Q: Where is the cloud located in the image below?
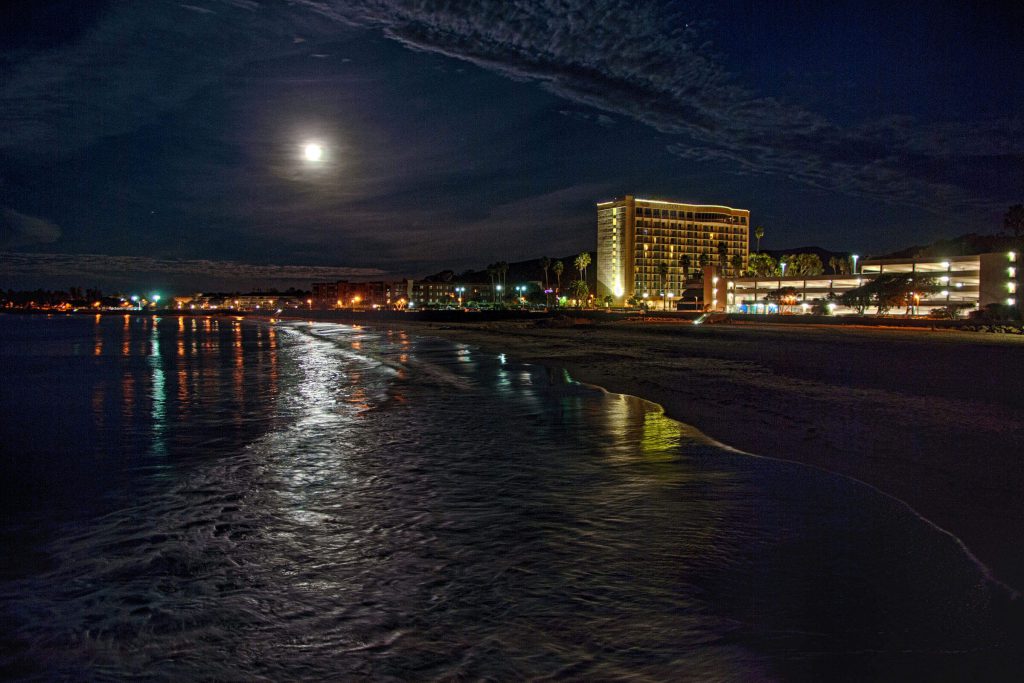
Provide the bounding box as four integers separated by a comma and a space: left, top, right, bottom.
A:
1, 0, 1018, 223
293, 0, 1021, 211
558, 110, 615, 127
0, 208, 61, 248
0, 2, 329, 155
0, 252, 387, 289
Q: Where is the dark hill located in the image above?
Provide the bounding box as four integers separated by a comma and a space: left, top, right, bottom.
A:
878, 233, 1019, 259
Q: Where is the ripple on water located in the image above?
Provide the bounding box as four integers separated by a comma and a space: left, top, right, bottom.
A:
0, 316, 1021, 680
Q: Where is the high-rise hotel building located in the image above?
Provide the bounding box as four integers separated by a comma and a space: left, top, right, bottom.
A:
596, 195, 751, 301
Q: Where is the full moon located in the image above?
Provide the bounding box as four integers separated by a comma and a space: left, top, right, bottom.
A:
303, 143, 323, 162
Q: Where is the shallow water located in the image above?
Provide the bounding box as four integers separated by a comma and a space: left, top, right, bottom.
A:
0, 314, 1020, 680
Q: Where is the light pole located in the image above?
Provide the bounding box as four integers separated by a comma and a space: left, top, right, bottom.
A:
851, 254, 859, 274
130, 295, 140, 310
456, 286, 465, 306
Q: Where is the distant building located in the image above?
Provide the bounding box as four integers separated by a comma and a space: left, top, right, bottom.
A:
407, 281, 495, 308
725, 251, 1017, 315
596, 195, 750, 302
311, 281, 405, 309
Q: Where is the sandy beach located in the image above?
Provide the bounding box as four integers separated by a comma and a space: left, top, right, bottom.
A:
396, 317, 1024, 594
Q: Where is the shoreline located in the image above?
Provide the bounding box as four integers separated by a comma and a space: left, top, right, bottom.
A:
372, 318, 1024, 594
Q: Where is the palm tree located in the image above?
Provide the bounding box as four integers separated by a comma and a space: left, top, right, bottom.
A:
486, 264, 498, 303
717, 241, 728, 274
575, 251, 592, 282
497, 261, 509, 299
541, 256, 550, 291
679, 254, 691, 282
657, 261, 669, 310
730, 253, 744, 276
754, 225, 765, 253
553, 260, 564, 297
698, 251, 710, 271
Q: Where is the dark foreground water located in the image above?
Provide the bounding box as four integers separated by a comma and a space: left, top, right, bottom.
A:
0, 314, 1021, 681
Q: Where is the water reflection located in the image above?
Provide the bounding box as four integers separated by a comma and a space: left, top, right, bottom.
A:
1, 317, 1019, 681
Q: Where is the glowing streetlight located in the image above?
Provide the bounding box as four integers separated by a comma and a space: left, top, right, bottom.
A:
851, 254, 859, 274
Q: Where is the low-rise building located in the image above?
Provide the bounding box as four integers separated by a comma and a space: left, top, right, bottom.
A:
722, 251, 1018, 315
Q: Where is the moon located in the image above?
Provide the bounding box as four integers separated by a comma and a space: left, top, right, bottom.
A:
303, 143, 323, 162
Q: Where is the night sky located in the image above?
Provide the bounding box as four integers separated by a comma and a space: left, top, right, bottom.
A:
1, 0, 1021, 291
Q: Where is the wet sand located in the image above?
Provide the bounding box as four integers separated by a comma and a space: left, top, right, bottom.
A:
402, 318, 1024, 593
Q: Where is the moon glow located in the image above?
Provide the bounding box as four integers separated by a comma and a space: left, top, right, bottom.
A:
304, 143, 323, 162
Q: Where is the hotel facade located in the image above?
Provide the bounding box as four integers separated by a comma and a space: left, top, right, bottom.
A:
596, 195, 750, 302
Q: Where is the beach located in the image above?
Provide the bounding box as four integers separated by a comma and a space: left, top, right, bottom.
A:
403, 318, 1024, 593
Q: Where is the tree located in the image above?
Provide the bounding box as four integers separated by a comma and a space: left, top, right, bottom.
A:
1004, 204, 1024, 238
575, 251, 592, 281
602, 294, 613, 308
766, 286, 799, 313
541, 256, 551, 293
657, 261, 670, 310
730, 253, 744, 276
698, 251, 710, 269
754, 225, 765, 253
568, 279, 589, 305
789, 253, 823, 276
679, 254, 691, 282
717, 241, 728, 273
498, 261, 509, 294
839, 273, 938, 315
747, 253, 777, 277
486, 264, 498, 303
553, 260, 564, 296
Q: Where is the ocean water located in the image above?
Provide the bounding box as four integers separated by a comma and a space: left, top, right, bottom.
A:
0, 313, 1020, 680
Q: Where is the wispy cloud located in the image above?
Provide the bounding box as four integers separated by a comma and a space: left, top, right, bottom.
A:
295, 0, 1021, 211
0, 208, 61, 248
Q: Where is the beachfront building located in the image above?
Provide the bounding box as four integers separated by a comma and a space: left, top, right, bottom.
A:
596, 195, 750, 303
725, 252, 1018, 315
311, 280, 407, 309
406, 281, 496, 309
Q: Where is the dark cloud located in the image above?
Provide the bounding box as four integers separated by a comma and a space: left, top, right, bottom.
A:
293, 0, 1021, 211
0, 252, 385, 290
0, 208, 61, 248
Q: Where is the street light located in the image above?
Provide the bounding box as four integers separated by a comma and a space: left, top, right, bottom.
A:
780, 262, 787, 277
851, 254, 859, 274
